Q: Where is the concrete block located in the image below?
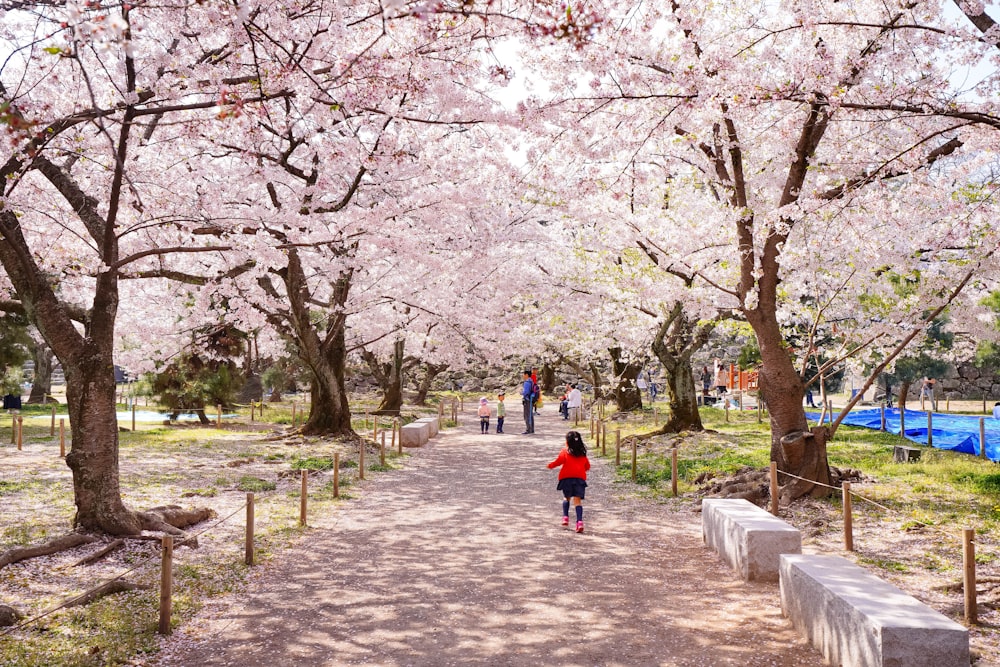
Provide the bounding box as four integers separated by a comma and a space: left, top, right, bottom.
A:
780, 554, 969, 667
414, 416, 439, 438
399, 422, 430, 447
702, 498, 801, 582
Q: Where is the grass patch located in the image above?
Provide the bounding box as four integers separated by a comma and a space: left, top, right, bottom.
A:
236, 476, 276, 492
290, 456, 335, 471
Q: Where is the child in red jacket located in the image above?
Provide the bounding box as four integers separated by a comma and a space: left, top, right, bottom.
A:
547, 430, 590, 533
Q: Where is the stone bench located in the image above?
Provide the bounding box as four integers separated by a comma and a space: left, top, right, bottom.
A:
702, 498, 801, 582
399, 422, 431, 448
414, 416, 439, 438
780, 554, 969, 667
893, 445, 922, 463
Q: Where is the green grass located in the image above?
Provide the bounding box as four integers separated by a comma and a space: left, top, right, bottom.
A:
236, 476, 276, 492
290, 456, 336, 471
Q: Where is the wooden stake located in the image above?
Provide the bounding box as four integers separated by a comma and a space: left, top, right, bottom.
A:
245, 493, 255, 566
333, 452, 340, 498
980, 417, 987, 459
615, 428, 621, 467
842, 481, 854, 552
671, 448, 679, 497
216, 404, 222, 427
600, 423, 606, 456
725, 398, 730, 423
984, 395, 988, 415
769, 462, 779, 515
250, 402, 255, 422
927, 411, 933, 447
59, 419, 66, 458
299, 470, 308, 527
372, 416, 378, 442
132, 404, 136, 432
946, 397, 950, 412
631, 435, 637, 482
900, 408, 906, 439
50, 405, 56, 436
394, 419, 400, 454
653, 407, 658, 425
291, 402, 297, 426
459, 396, 464, 412
17, 416, 22, 451
359, 440, 365, 480
380, 431, 386, 466
880, 405, 886, 431
158, 535, 173, 635
964, 528, 978, 626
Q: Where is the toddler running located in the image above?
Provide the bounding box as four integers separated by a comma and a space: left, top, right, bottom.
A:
478, 397, 490, 434
547, 430, 590, 532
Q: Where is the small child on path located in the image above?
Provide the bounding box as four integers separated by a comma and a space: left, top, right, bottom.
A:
496, 392, 506, 433
547, 431, 590, 533
478, 397, 491, 434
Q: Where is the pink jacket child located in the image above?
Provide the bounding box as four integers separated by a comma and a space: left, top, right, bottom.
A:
478, 397, 491, 434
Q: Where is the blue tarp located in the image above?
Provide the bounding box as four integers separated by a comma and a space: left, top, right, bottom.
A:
808, 408, 1000, 462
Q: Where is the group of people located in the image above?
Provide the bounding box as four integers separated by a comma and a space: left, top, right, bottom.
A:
475, 369, 584, 435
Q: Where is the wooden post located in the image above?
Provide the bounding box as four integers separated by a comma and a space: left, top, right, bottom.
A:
631, 435, 637, 482
299, 470, 308, 527
216, 404, 222, 427
394, 419, 401, 454
291, 402, 297, 426
59, 419, 66, 458
460, 396, 464, 412
964, 528, 978, 625
983, 395, 987, 415
17, 416, 22, 451
158, 535, 173, 635
132, 404, 136, 432
769, 462, 779, 515
946, 396, 950, 412
372, 416, 378, 442
900, 408, 906, 439
50, 405, 56, 436
359, 440, 365, 480
333, 452, 340, 498
671, 447, 679, 497
880, 405, 886, 431
653, 407, 658, 425
927, 411, 933, 447
757, 399, 762, 423
245, 493, 255, 566
250, 402, 255, 422
842, 481, 854, 552
600, 423, 606, 456
365, 412, 370, 431
380, 431, 386, 466
725, 397, 730, 423
9, 414, 14, 444
615, 428, 621, 466
980, 417, 987, 459
738, 391, 743, 411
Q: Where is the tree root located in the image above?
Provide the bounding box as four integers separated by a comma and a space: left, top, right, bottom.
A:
72, 539, 125, 567
0, 604, 23, 627
138, 505, 215, 537
0, 533, 98, 570
696, 465, 869, 509
64, 580, 151, 608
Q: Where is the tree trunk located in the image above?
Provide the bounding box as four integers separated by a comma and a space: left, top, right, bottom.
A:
63, 350, 144, 535
649, 301, 713, 433
898, 379, 911, 412
747, 311, 831, 499
609, 347, 643, 412
279, 249, 355, 438
26, 343, 54, 404
414, 362, 448, 406
540, 363, 557, 393
374, 339, 405, 415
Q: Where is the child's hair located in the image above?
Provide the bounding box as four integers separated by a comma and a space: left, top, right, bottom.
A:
565, 430, 587, 457
480, 396, 488, 404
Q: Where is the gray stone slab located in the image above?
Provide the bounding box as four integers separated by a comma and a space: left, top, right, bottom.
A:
702, 498, 801, 582
414, 416, 439, 438
399, 422, 430, 447
780, 554, 969, 667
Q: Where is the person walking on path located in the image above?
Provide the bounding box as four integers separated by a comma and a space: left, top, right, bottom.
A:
547, 430, 590, 533
567, 383, 582, 422
478, 397, 491, 434
920, 376, 937, 411
521, 370, 535, 434
496, 392, 506, 433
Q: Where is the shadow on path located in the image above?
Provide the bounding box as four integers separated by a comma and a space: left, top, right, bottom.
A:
157, 408, 823, 666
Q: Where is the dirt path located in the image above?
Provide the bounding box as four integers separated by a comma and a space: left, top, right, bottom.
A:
154, 409, 824, 666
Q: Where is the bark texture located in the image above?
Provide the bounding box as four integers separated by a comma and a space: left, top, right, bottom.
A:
414, 362, 448, 406
609, 347, 643, 412
650, 301, 714, 433
26, 343, 55, 404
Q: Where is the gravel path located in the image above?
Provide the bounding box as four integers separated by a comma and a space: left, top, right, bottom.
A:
155, 409, 824, 666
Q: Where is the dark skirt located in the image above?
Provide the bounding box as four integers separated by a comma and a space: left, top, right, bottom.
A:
556, 477, 587, 499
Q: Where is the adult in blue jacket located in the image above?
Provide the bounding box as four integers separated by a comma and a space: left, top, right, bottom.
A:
521, 370, 535, 434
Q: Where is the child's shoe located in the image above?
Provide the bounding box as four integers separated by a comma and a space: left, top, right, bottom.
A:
561, 516, 569, 527
575, 521, 584, 533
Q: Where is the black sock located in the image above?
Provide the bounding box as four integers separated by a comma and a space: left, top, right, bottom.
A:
562, 500, 570, 517
575, 505, 583, 522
